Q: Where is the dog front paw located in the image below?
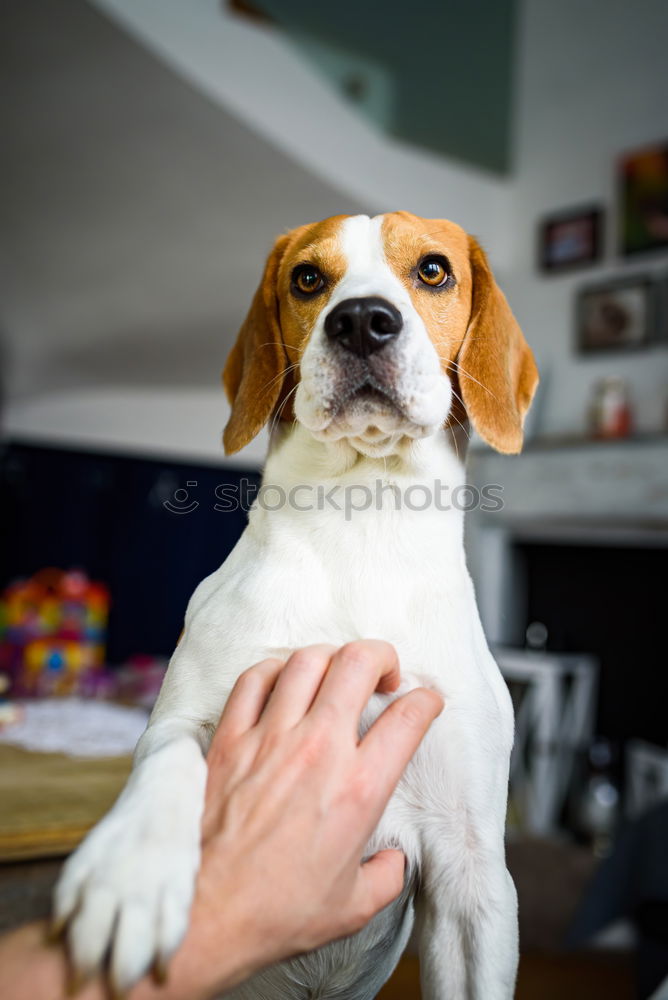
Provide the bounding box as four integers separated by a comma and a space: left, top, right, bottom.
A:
54, 760, 205, 992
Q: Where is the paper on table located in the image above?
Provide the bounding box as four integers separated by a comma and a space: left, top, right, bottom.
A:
0, 698, 148, 757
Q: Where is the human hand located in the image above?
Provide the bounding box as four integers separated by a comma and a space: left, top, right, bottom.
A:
166, 640, 443, 999
0, 642, 442, 1000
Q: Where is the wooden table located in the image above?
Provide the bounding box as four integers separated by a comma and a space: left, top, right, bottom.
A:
0, 745, 131, 930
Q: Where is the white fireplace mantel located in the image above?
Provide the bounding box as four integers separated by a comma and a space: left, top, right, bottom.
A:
465, 436, 668, 644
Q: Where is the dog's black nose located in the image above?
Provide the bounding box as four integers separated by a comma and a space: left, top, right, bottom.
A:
324, 297, 403, 357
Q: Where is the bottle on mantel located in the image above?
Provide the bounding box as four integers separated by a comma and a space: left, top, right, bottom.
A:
588, 377, 634, 439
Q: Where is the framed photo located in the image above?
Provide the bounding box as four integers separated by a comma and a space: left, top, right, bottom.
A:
538, 205, 603, 273
576, 275, 654, 354
619, 142, 668, 256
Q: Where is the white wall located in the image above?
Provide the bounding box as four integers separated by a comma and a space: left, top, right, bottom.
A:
4, 388, 268, 467
507, 0, 668, 436
4, 0, 667, 461
2, 0, 509, 464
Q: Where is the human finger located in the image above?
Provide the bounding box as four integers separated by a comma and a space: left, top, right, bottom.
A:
212, 657, 285, 750
310, 640, 401, 732
346, 850, 406, 935
260, 644, 337, 729
359, 688, 444, 808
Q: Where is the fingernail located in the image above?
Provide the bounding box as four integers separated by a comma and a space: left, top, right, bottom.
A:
417, 687, 445, 714
153, 956, 169, 985
46, 917, 66, 943
109, 978, 129, 1000
66, 968, 91, 996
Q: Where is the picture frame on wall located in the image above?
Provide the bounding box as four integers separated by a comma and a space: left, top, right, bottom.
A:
538, 205, 603, 273
619, 141, 668, 256
576, 275, 655, 354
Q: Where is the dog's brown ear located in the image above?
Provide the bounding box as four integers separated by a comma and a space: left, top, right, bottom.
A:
457, 237, 538, 454
222, 234, 290, 454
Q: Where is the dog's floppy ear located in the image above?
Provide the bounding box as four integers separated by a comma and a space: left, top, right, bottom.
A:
457, 237, 538, 454
222, 234, 290, 455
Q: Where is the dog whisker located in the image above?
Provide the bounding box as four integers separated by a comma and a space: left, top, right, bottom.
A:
268, 382, 300, 439
445, 360, 497, 401
260, 362, 300, 398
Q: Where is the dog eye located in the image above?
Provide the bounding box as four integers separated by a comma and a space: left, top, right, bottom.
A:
292, 264, 325, 295
417, 256, 449, 287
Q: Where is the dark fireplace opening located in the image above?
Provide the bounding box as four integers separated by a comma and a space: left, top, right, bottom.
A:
514, 541, 666, 749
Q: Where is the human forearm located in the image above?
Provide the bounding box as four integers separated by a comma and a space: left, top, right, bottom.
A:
0, 909, 258, 1000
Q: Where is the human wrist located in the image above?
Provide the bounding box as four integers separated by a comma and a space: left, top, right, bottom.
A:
137, 865, 266, 1000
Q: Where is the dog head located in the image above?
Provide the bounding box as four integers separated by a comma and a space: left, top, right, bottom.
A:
223, 212, 538, 458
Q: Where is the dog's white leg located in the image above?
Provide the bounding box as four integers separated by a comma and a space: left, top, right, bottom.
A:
52, 591, 282, 993
52, 589, 258, 991
53, 718, 209, 992
417, 852, 518, 1000
410, 670, 519, 1000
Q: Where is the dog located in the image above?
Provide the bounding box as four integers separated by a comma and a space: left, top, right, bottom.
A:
54, 211, 538, 999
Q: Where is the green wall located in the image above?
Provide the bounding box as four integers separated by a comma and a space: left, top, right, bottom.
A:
255, 0, 517, 174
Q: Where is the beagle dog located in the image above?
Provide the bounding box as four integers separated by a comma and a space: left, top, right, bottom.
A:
55, 212, 538, 999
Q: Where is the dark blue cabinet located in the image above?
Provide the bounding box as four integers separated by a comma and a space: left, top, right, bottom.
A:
0, 442, 260, 664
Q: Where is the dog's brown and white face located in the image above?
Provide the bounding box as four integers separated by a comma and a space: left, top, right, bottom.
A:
223, 212, 538, 458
